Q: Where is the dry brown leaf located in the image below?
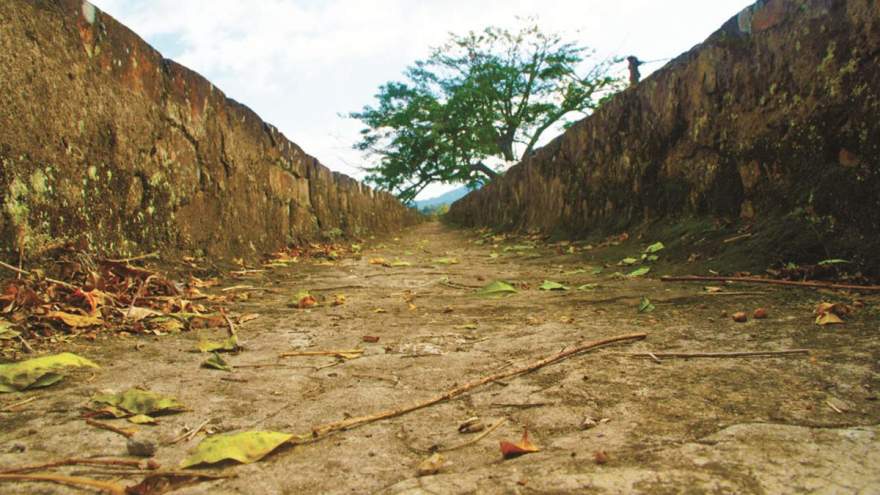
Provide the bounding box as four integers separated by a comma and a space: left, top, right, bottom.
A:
816, 312, 844, 325
44, 311, 103, 328
416, 453, 445, 476
500, 429, 540, 459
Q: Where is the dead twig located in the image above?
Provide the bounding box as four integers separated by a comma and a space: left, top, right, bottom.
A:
661, 275, 880, 292
440, 418, 507, 453
85, 418, 136, 438
0, 259, 78, 290
311, 285, 367, 292
621, 349, 809, 359
0, 473, 125, 494
279, 349, 364, 360
166, 418, 211, 445
307, 333, 646, 438
723, 233, 752, 243
103, 251, 159, 263
0, 458, 158, 475
1, 396, 37, 412
220, 308, 237, 338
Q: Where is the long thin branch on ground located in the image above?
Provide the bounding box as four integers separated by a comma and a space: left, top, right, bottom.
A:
622, 349, 809, 359
0, 473, 125, 495
661, 275, 880, 292
308, 332, 646, 438
0, 458, 158, 475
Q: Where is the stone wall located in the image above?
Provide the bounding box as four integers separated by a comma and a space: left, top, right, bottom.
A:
0, 0, 417, 260
448, 0, 879, 265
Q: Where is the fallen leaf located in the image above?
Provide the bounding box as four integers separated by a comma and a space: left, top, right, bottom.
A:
390, 260, 412, 267
289, 290, 318, 309
417, 453, 445, 476
362, 335, 380, 343
704, 286, 724, 293
626, 267, 651, 277
93, 389, 186, 416
127, 414, 158, 425
197, 335, 239, 353
638, 297, 655, 313
577, 283, 598, 291
0, 353, 100, 393
368, 258, 387, 265
816, 312, 844, 325
593, 450, 609, 464
619, 257, 639, 266
180, 431, 293, 468
644, 242, 665, 254
0, 319, 20, 340
203, 352, 233, 372
124, 306, 163, 321
817, 259, 850, 266
332, 294, 346, 306
433, 257, 460, 265
476, 281, 517, 298
538, 281, 569, 291
44, 311, 103, 328
500, 429, 540, 459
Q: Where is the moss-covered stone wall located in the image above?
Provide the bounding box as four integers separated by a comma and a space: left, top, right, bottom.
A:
0, 0, 417, 260
448, 0, 880, 270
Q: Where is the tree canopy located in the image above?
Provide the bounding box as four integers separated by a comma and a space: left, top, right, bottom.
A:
351, 22, 623, 202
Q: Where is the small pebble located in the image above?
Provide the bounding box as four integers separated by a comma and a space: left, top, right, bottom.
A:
753, 308, 768, 319
732, 311, 748, 323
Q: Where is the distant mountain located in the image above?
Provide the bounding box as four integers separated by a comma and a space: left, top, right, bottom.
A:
413, 186, 472, 209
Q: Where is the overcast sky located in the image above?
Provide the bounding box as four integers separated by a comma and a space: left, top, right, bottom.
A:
91, 0, 753, 199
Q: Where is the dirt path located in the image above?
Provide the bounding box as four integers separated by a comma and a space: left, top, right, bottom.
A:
2, 221, 879, 494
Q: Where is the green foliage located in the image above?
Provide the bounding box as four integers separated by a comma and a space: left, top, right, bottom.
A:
351, 21, 623, 201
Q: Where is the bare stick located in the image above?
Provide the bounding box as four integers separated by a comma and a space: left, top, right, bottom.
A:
166, 418, 211, 445
622, 349, 809, 359
279, 349, 364, 360
309, 333, 646, 438
220, 308, 237, 338
440, 418, 507, 452
0, 473, 125, 494
661, 275, 880, 292
103, 251, 159, 263
85, 418, 136, 438
1, 396, 37, 412
0, 259, 78, 290
0, 458, 158, 475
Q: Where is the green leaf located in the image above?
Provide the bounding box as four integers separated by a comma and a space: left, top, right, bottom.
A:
180, 431, 293, 468
538, 280, 569, 291
197, 335, 239, 353
644, 242, 665, 254
203, 352, 233, 372
817, 259, 850, 266
645, 255, 659, 262
0, 352, 99, 393
92, 388, 186, 416
476, 281, 517, 298
627, 267, 651, 277
638, 296, 655, 313
577, 283, 598, 291
619, 257, 639, 266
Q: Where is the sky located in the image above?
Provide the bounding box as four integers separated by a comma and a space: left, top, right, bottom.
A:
90, 0, 753, 199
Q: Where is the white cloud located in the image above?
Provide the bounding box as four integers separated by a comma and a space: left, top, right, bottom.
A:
92, 0, 753, 198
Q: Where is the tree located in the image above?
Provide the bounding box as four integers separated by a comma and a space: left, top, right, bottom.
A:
351, 21, 623, 202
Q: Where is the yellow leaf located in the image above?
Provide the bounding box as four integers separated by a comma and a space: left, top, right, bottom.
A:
0, 353, 99, 393
815, 312, 844, 325
180, 431, 293, 468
